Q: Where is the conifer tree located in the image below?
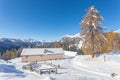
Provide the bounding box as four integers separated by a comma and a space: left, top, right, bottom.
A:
81, 6, 107, 58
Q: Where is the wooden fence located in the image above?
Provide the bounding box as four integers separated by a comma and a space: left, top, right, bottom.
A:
22, 62, 59, 75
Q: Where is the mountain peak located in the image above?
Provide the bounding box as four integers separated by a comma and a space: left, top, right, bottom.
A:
115, 29, 120, 33
62, 33, 80, 38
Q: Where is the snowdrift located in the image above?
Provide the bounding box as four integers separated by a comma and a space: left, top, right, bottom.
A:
64, 51, 77, 57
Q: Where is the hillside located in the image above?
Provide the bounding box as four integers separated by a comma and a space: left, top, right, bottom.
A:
0, 51, 120, 80
58, 29, 120, 53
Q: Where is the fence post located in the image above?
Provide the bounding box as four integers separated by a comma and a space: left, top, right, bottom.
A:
104, 55, 106, 62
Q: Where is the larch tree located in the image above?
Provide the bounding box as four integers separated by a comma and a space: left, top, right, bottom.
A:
5, 49, 11, 60
10, 48, 15, 59
101, 31, 117, 53
17, 46, 23, 57
53, 43, 60, 48
1, 52, 6, 60
112, 33, 120, 50
14, 48, 18, 58
0, 51, 1, 59
2, 49, 10, 60
81, 6, 107, 58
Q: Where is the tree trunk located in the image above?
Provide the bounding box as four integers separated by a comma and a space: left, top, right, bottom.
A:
92, 53, 95, 58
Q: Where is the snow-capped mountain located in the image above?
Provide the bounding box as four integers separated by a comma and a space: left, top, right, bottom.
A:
1, 28, 119, 53
21, 39, 39, 43
60, 33, 80, 43
115, 29, 120, 34
0, 38, 42, 52
62, 33, 80, 38
0, 38, 41, 44
59, 33, 83, 50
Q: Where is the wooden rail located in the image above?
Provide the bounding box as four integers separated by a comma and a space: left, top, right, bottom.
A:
44, 62, 60, 68
22, 62, 58, 75
35, 68, 58, 75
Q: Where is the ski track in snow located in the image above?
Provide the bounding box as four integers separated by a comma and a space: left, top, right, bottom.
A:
71, 61, 109, 77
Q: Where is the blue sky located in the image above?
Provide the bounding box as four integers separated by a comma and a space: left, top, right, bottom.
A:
0, 0, 120, 41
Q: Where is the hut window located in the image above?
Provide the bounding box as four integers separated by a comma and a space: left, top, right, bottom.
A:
26, 56, 28, 59
55, 58, 57, 60
41, 55, 43, 57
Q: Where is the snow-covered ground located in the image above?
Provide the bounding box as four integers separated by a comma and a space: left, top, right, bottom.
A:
0, 51, 120, 80
64, 51, 77, 57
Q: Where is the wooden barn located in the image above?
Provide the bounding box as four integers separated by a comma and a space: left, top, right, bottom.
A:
21, 48, 65, 62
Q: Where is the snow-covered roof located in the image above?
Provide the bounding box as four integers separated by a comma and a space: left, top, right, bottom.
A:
21, 48, 64, 56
